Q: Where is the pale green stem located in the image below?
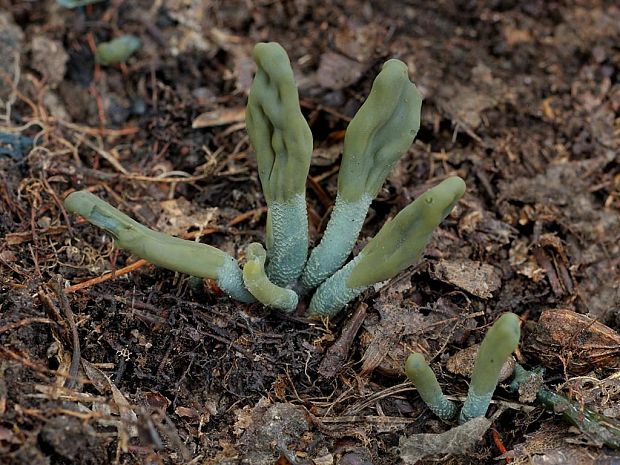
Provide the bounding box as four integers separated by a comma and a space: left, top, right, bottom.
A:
264, 195, 308, 286
405, 353, 458, 422
307, 255, 365, 317
299, 193, 372, 292
242, 242, 298, 312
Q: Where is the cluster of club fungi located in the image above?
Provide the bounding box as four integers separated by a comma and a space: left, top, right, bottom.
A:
64, 42, 620, 445
64, 42, 465, 318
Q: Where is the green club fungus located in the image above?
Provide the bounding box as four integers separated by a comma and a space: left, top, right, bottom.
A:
300, 59, 422, 291
459, 312, 521, 423
242, 242, 298, 312
308, 176, 466, 317
64, 191, 255, 303
403, 313, 520, 424
405, 353, 458, 422
246, 42, 313, 287
95, 35, 141, 66
64, 42, 465, 319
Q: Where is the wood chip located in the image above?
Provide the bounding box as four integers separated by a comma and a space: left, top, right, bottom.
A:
446, 343, 515, 382
433, 259, 502, 298
526, 308, 620, 374
317, 52, 368, 90
192, 107, 246, 128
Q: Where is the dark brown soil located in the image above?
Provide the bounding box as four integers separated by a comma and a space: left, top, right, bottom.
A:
1, 1, 619, 464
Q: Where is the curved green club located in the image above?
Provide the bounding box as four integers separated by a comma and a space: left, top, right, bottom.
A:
246, 42, 313, 286
459, 312, 521, 423
64, 191, 255, 303
242, 242, 298, 312
308, 176, 466, 316
300, 59, 422, 291
405, 353, 458, 421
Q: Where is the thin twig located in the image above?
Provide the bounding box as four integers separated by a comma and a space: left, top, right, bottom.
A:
65, 259, 150, 294
51, 278, 81, 389
0, 317, 56, 334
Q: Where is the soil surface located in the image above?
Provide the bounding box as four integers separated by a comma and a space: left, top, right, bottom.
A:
1, 1, 619, 464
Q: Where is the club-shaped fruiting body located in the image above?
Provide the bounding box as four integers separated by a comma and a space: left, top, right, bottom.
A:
242, 242, 298, 312
95, 35, 140, 66
459, 312, 521, 423
246, 42, 313, 287
63, 191, 255, 303
405, 353, 458, 421
308, 176, 466, 316
300, 59, 422, 291
403, 313, 521, 424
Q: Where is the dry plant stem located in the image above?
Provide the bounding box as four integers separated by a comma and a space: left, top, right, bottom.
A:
318, 303, 368, 379
0, 317, 56, 334
50, 279, 81, 389
64, 259, 149, 294
537, 387, 620, 448
510, 364, 620, 448
63, 191, 255, 303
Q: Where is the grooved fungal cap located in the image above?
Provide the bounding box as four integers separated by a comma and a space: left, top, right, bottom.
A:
245, 241, 267, 263
64, 190, 150, 247
246, 42, 313, 204
338, 59, 422, 202
405, 352, 428, 374
347, 176, 466, 288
